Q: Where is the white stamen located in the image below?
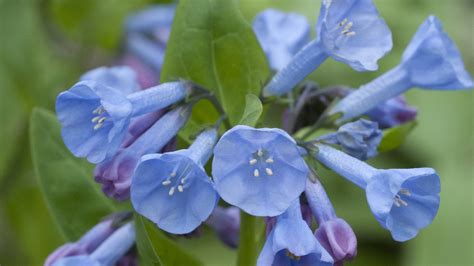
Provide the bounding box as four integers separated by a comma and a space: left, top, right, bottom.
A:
254, 169, 260, 177
394, 194, 409, 207
170, 172, 176, 177
168, 187, 176, 196
257, 149, 263, 157
339, 18, 348, 27
249, 159, 257, 165
181, 178, 186, 184
265, 168, 273, 176
93, 123, 103, 130
162, 180, 171, 186
98, 117, 106, 124
394, 200, 401, 207
400, 189, 411, 196
345, 31, 356, 36
91, 116, 101, 123
344, 21, 353, 31
265, 158, 274, 164
178, 185, 184, 192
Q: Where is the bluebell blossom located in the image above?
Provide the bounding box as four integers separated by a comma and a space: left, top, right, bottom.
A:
305, 178, 357, 263
131, 129, 219, 234
316, 119, 382, 160
120, 54, 159, 89
126, 33, 166, 72
125, 4, 176, 34
212, 125, 309, 216
253, 9, 310, 71
257, 200, 333, 266
313, 144, 440, 241
80, 66, 140, 95
366, 95, 417, 128
52, 222, 135, 266
95, 106, 191, 200
263, 0, 392, 96
329, 16, 473, 122
56, 80, 190, 163
206, 206, 240, 248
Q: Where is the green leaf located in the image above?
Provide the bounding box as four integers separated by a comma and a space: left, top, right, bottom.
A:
238, 94, 263, 127
135, 214, 203, 266
161, 0, 269, 125
378, 121, 417, 152
30, 108, 117, 240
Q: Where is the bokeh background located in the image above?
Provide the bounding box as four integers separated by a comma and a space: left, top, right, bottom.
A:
0, 0, 472, 265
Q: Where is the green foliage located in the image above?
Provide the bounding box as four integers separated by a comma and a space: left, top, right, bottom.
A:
238, 94, 263, 126
30, 108, 117, 240
378, 121, 417, 152
135, 215, 203, 266
161, 0, 270, 125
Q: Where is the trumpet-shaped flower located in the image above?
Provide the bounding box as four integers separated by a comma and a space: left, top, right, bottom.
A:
212, 125, 309, 216
131, 129, 219, 234
80, 66, 140, 95
305, 178, 357, 263
263, 0, 392, 96
366, 95, 417, 128
95, 106, 190, 200
257, 200, 333, 266
253, 9, 310, 71
51, 222, 135, 266
316, 119, 382, 160
56, 80, 190, 163
313, 144, 440, 241
125, 4, 176, 34
329, 16, 473, 122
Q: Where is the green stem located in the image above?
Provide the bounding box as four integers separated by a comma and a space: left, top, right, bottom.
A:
237, 211, 258, 266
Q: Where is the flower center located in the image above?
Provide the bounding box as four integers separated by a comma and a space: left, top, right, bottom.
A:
91, 106, 108, 130
161, 163, 193, 196
285, 250, 301, 261
338, 18, 356, 37
394, 188, 411, 207
248, 148, 274, 177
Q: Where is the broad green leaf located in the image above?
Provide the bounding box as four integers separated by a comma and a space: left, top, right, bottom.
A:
135, 214, 203, 266
161, 0, 270, 125
30, 108, 116, 240
378, 121, 417, 152
239, 94, 263, 127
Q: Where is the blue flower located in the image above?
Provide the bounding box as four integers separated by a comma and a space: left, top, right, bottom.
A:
212, 125, 309, 216
305, 178, 357, 263
125, 4, 176, 34
313, 144, 440, 241
131, 129, 219, 234
316, 119, 382, 160
329, 16, 473, 122
366, 95, 417, 129
51, 222, 135, 266
263, 0, 392, 96
257, 200, 333, 266
253, 9, 310, 71
126, 33, 166, 72
80, 66, 140, 94
56, 80, 190, 163
95, 106, 190, 200
206, 206, 240, 248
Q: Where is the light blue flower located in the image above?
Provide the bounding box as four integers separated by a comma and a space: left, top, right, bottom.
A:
52, 222, 135, 266
80, 66, 140, 94
253, 9, 310, 71
257, 200, 333, 266
329, 16, 473, 122
316, 119, 382, 160
95, 106, 191, 200
126, 33, 166, 72
305, 178, 357, 263
125, 4, 176, 34
131, 129, 219, 234
366, 95, 417, 128
263, 0, 392, 96
212, 125, 309, 216
313, 144, 440, 241
56, 80, 190, 163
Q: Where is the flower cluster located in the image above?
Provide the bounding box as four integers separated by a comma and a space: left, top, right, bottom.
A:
49, 0, 472, 265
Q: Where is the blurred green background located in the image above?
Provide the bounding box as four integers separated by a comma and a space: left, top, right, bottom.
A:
0, 0, 472, 265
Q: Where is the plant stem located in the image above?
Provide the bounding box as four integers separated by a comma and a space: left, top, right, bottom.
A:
237, 211, 258, 266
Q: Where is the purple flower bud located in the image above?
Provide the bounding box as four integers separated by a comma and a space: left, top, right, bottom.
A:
366, 95, 417, 128
315, 218, 357, 263
206, 206, 240, 248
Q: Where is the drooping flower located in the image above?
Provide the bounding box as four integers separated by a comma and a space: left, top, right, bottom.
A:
253, 9, 310, 71
95, 106, 191, 200
212, 125, 309, 216
56, 80, 191, 163
316, 119, 382, 160
131, 129, 219, 234
263, 0, 392, 96
50, 222, 135, 266
257, 200, 334, 266
80, 66, 140, 95
366, 95, 417, 128
312, 144, 440, 241
205, 206, 240, 248
305, 178, 357, 264
329, 16, 473, 122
